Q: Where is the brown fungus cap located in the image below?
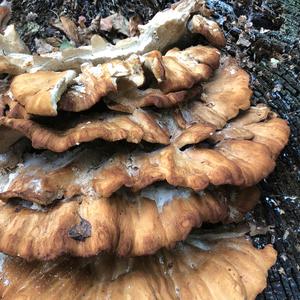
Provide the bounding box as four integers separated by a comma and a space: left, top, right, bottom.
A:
59, 45, 219, 112
10, 70, 76, 116
188, 15, 226, 48
143, 46, 219, 93
0, 57, 252, 152
0, 235, 276, 299
59, 55, 145, 112
5, 45, 219, 116
0, 112, 289, 205
0, 186, 259, 260
106, 85, 203, 113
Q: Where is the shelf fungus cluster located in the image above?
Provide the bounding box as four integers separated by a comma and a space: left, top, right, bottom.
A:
0, 0, 290, 299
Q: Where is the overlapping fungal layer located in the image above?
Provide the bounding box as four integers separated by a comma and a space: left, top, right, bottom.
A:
0, 1, 290, 298
0, 235, 277, 300
0, 107, 289, 205
0, 102, 289, 261
0, 56, 253, 152
1, 45, 220, 117
0, 186, 259, 260
0, 43, 289, 265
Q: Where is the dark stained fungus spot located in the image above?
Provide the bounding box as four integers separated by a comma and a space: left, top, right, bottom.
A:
68, 217, 92, 242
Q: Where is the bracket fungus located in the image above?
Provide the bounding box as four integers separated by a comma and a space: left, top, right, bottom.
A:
0, 186, 259, 260
188, 15, 226, 48
105, 86, 203, 113
0, 57, 254, 151
59, 55, 145, 112
3, 45, 220, 116
10, 70, 76, 116
0, 112, 289, 205
0, 0, 291, 298
0, 233, 276, 300
143, 45, 220, 93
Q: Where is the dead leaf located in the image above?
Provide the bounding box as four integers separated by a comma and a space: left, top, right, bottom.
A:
0, 0, 11, 32
45, 37, 61, 48
78, 16, 87, 29
237, 32, 251, 47
100, 15, 113, 32
0, 24, 29, 54
129, 15, 142, 37
89, 15, 101, 33
100, 13, 130, 36
60, 16, 80, 45
35, 38, 54, 54
76, 15, 102, 45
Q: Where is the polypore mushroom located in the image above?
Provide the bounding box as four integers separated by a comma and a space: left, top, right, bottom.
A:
4, 45, 218, 116
188, 15, 226, 47
183, 57, 253, 129
59, 55, 145, 112
10, 70, 76, 116
0, 186, 259, 260
0, 233, 276, 299
0, 107, 216, 152
0, 1, 287, 299
59, 45, 219, 112
209, 104, 272, 143
0, 57, 252, 151
0, 112, 289, 205
106, 86, 202, 113
143, 45, 220, 93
